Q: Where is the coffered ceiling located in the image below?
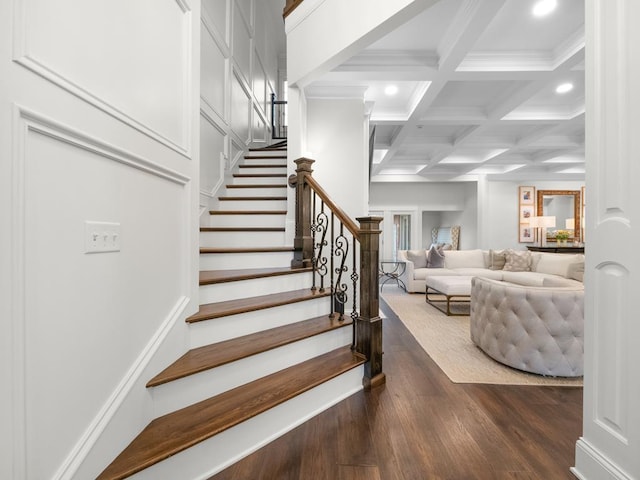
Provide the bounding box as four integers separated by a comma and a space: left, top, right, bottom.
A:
304, 0, 585, 183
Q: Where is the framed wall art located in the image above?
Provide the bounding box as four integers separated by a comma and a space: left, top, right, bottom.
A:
520, 186, 535, 205
518, 186, 535, 243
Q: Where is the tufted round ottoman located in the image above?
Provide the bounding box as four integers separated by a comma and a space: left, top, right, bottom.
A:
470, 276, 584, 377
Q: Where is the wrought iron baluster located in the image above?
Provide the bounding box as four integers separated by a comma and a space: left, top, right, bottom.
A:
333, 223, 349, 322
314, 200, 328, 293
310, 192, 317, 291
350, 240, 359, 348
329, 213, 335, 318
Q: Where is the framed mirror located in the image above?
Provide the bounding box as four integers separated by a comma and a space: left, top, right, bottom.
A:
536, 190, 581, 242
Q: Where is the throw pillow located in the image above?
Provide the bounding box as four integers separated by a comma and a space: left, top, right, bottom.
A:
426, 245, 445, 268
405, 249, 427, 269
503, 249, 532, 272
567, 261, 585, 282
488, 249, 506, 270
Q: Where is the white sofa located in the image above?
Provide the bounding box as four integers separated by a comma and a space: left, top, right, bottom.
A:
397, 248, 584, 293
470, 276, 584, 377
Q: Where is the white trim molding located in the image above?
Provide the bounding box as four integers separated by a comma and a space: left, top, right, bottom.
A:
12, 0, 194, 157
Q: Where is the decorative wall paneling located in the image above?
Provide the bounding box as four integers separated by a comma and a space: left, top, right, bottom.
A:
201, 16, 230, 123
252, 50, 268, 114
252, 104, 267, 143
199, 0, 284, 214
232, 0, 253, 87
573, 1, 640, 478
13, 0, 194, 156
236, 0, 254, 30
202, 0, 230, 45
231, 68, 252, 145
230, 139, 245, 170
14, 106, 193, 479
200, 110, 228, 196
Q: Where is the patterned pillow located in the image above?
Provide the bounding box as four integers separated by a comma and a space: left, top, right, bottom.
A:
503, 249, 532, 272
405, 249, 427, 269
427, 245, 445, 268
488, 249, 506, 270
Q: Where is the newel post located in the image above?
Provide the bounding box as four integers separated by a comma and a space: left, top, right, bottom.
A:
288, 157, 315, 268
356, 216, 385, 390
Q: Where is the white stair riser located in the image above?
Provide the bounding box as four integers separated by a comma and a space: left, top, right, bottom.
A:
232, 176, 287, 185
242, 158, 287, 165
189, 297, 332, 348
224, 186, 287, 196
238, 167, 287, 175
218, 199, 287, 210
199, 272, 312, 304
149, 327, 353, 417
207, 214, 286, 228
130, 368, 364, 480
200, 230, 285, 247
199, 251, 292, 270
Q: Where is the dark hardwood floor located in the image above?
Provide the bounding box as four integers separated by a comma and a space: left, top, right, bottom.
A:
210, 299, 583, 480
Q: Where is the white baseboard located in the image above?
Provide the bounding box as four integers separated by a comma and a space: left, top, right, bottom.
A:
572, 438, 633, 480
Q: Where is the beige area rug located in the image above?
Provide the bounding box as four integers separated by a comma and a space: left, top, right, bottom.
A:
381, 286, 583, 386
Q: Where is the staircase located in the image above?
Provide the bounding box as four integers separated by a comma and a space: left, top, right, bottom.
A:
97, 143, 366, 479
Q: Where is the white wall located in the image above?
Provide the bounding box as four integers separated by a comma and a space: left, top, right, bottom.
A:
0, 1, 200, 478
370, 182, 477, 253
482, 180, 585, 250
372, 180, 589, 251
199, 0, 285, 218
305, 98, 369, 220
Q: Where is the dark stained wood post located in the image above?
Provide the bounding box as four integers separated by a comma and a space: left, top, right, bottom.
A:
288, 158, 315, 268
356, 216, 385, 389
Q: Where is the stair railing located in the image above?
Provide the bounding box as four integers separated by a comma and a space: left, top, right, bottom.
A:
271, 93, 287, 140
288, 158, 385, 389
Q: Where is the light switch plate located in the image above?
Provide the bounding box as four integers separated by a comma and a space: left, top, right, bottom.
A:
85, 221, 121, 253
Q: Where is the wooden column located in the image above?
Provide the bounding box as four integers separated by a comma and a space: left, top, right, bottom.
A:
355, 216, 385, 389
288, 158, 314, 268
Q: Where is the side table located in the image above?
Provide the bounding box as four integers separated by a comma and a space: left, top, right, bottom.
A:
379, 260, 407, 291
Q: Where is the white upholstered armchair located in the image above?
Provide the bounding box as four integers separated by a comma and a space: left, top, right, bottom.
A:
470, 276, 584, 377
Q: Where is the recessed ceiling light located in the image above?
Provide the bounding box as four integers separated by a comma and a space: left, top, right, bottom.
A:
532, 0, 557, 17
556, 82, 574, 94
384, 85, 398, 96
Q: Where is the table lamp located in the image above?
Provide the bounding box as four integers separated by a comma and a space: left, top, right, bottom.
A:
529, 216, 556, 247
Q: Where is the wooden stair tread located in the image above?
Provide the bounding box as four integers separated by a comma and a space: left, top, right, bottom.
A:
200, 226, 285, 232
218, 196, 286, 201
208, 210, 287, 215
97, 347, 364, 480
200, 247, 293, 254
147, 315, 352, 387
187, 288, 331, 323
244, 154, 287, 158
199, 266, 311, 285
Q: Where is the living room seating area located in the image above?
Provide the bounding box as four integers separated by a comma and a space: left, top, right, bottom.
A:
396, 247, 584, 377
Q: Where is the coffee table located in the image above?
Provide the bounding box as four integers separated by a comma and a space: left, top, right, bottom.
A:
425, 276, 473, 316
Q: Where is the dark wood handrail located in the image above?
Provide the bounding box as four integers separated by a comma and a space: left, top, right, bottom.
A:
289, 157, 385, 389
304, 175, 360, 240
283, 0, 304, 18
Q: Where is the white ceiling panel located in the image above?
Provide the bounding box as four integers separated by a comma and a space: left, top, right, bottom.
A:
306, 0, 585, 183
